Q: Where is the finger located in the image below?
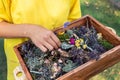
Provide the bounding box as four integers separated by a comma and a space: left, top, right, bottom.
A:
50, 32, 61, 47
43, 41, 54, 51
39, 45, 47, 52
35, 42, 47, 52
46, 37, 58, 49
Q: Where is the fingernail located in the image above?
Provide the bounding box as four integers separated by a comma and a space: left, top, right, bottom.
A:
43, 49, 47, 52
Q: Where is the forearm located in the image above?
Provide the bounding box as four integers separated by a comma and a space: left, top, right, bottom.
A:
0, 21, 61, 52
0, 21, 31, 38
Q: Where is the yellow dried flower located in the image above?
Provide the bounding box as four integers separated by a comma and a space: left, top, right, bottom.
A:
58, 31, 65, 35
75, 41, 80, 48
79, 38, 84, 44
82, 44, 87, 49
97, 33, 102, 40
75, 39, 80, 43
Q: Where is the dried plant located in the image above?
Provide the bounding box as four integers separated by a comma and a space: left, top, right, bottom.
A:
18, 24, 113, 80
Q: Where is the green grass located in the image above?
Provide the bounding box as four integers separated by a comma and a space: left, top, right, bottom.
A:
0, 39, 7, 80
81, 0, 120, 36
81, 0, 120, 80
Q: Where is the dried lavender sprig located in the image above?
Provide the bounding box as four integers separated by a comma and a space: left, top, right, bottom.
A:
30, 70, 43, 75
86, 46, 94, 52
85, 39, 94, 52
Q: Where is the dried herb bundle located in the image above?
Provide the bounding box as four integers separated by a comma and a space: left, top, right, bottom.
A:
18, 25, 113, 80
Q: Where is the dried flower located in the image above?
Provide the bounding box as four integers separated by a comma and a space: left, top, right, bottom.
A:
58, 31, 65, 35
51, 63, 61, 79
75, 39, 81, 48
79, 38, 84, 45
82, 44, 87, 49
58, 59, 63, 63
75, 42, 81, 48
69, 38, 75, 45
97, 33, 102, 40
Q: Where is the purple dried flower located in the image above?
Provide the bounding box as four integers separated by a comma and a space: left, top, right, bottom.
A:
70, 38, 75, 45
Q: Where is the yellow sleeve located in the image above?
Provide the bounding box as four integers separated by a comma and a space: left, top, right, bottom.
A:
0, 0, 11, 22
68, 0, 81, 22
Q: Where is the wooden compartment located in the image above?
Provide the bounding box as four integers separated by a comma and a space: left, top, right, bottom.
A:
14, 15, 120, 80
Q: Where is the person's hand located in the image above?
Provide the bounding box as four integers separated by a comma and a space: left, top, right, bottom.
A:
0, 22, 61, 52
26, 25, 61, 52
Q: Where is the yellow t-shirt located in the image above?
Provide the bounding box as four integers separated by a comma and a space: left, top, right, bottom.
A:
0, 0, 81, 80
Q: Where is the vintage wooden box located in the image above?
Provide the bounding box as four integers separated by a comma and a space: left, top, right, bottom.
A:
14, 15, 120, 80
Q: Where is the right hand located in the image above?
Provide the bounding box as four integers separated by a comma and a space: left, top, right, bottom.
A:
26, 24, 61, 52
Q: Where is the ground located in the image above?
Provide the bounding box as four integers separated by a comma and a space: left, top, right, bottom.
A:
0, 0, 120, 80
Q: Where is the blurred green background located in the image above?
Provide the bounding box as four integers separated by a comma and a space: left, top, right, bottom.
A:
0, 39, 7, 80
0, 0, 120, 80
81, 0, 120, 80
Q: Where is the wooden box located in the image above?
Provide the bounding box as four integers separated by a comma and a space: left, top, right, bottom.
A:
14, 15, 120, 80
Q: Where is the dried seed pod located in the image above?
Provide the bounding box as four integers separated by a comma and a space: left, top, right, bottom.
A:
58, 48, 71, 57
